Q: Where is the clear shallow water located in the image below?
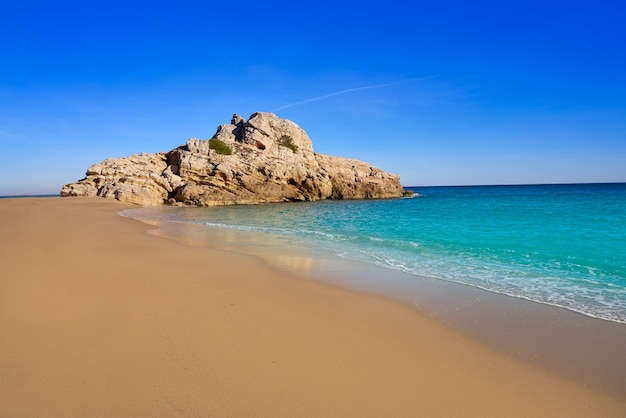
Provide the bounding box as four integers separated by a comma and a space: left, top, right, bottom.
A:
123, 183, 626, 324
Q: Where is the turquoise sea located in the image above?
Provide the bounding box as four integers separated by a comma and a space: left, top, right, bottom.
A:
123, 183, 626, 324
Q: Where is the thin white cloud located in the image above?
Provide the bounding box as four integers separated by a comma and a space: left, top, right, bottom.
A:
272, 77, 431, 111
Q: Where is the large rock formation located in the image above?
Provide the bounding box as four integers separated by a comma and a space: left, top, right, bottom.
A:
61, 112, 408, 206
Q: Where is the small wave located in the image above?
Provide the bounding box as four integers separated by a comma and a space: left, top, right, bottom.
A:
200, 220, 358, 242
333, 246, 626, 325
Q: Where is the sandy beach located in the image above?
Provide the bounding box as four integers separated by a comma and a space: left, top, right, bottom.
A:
1, 197, 625, 417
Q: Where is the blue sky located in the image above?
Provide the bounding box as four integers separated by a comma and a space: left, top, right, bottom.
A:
1, 0, 625, 194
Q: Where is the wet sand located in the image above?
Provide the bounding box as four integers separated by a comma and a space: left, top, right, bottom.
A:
1, 197, 625, 417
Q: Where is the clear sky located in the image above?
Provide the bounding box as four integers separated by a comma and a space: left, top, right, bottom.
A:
1, 0, 625, 195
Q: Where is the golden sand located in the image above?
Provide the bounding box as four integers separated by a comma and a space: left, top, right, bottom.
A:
1, 197, 624, 417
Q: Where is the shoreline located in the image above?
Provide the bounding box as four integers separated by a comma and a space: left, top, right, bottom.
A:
1, 197, 625, 417
130, 206, 626, 399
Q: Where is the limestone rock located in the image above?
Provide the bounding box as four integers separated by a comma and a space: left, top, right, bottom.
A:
315, 154, 404, 199
61, 153, 169, 206
61, 112, 407, 206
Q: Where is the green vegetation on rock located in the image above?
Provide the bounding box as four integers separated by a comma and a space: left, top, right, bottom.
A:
209, 138, 233, 155
279, 135, 298, 153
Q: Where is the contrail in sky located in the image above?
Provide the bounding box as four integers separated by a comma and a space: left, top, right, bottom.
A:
272, 77, 429, 111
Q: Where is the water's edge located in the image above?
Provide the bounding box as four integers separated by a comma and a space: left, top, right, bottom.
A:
121, 208, 626, 400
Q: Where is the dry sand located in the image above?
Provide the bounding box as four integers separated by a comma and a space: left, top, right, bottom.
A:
1, 197, 625, 417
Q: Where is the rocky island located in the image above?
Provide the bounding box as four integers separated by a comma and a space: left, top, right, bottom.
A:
61, 112, 409, 206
